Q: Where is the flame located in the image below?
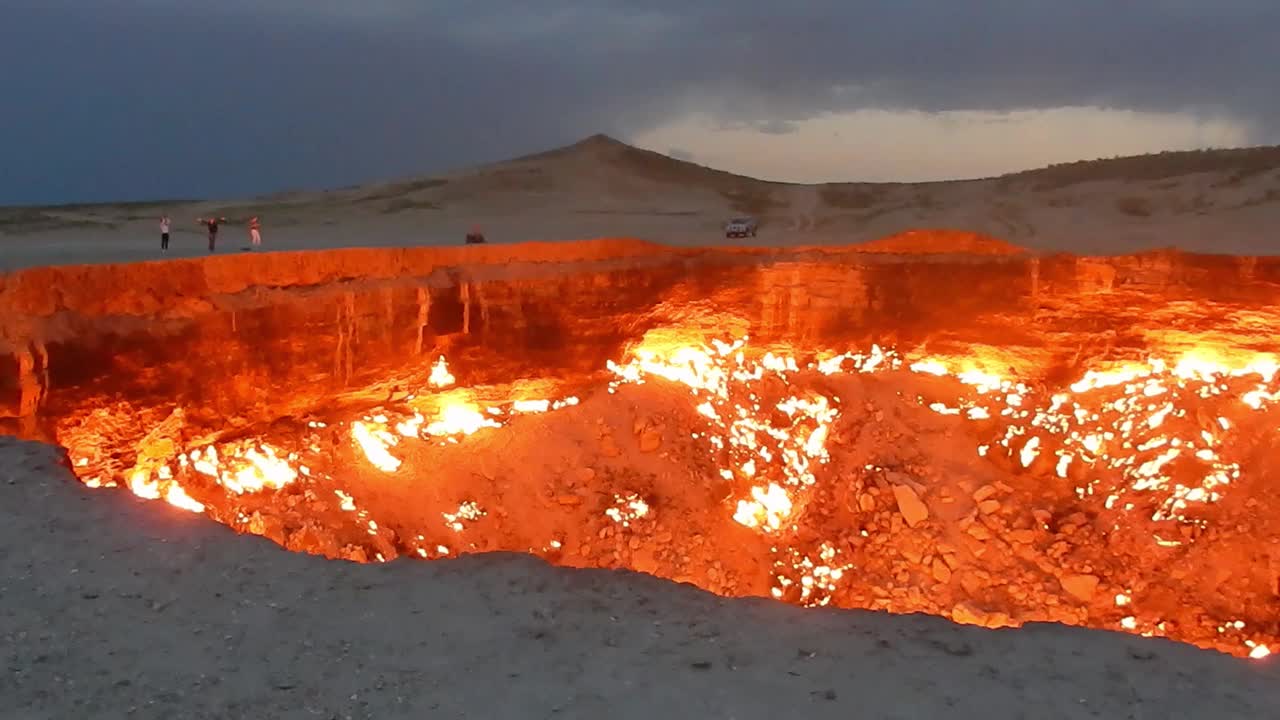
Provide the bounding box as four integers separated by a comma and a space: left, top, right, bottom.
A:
443, 500, 486, 531
429, 356, 455, 388
733, 483, 793, 531
176, 442, 302, 502
771, 542, 850, 606
424, 401, 501, 437
605, 493, 651, 527
351, 420, 402, 472
512, 399, 550, 413
608, 336, 842, 545
914, 349, 1279, 526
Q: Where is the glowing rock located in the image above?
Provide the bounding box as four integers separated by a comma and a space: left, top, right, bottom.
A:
637, 426, 663, 453
892, 484, 930, 528
951, 602, 1016, 629
1060, 573, 1100, 603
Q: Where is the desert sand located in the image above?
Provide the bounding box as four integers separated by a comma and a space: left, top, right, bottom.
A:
1, 136, 1279, 271
3, 138, 1280, 719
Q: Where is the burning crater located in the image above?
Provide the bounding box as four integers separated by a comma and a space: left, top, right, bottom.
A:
2, 238, 1279, 661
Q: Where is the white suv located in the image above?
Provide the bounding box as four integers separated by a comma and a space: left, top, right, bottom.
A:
724, 217, 758, 238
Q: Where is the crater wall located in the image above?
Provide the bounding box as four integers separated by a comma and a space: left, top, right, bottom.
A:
2, 240, 1277, 440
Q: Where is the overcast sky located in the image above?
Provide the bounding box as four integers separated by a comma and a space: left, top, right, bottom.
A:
3, 1, 1277, 204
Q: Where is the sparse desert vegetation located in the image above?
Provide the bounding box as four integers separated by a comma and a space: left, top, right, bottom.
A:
818, 184, 889, 209
1115, 196, 1154, 217
1006, 146, 1280, 191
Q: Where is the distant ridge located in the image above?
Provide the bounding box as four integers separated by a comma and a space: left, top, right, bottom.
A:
4, 130, 1280, 260
10, 132, 1280, 209
529, 133, 1280, 188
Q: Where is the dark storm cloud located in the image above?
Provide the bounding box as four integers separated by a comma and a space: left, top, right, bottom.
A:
2, 0, 1276, 203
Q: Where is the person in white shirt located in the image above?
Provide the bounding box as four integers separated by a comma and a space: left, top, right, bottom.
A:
160, 215, 171, 251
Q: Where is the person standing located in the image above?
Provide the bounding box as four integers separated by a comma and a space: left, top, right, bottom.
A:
248, 216, 262, 249
197, 216, 225, 252
159, 214, 171, 251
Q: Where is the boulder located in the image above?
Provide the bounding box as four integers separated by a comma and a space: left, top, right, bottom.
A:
892, 484, 929, 528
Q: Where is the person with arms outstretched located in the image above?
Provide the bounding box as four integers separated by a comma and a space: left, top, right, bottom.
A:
197, 216, 225, 252
159, 214, 171, 251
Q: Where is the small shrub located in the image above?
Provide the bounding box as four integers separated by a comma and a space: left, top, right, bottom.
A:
1115, 196, 1153, 217
819, 185, 887, 209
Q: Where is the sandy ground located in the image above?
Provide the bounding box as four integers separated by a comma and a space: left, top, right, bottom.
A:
2, 136, 1279, 270
2, 436, 1278, 719
0, 213, 709, 271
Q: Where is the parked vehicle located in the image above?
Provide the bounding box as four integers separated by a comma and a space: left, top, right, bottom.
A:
724, 216, 758, 238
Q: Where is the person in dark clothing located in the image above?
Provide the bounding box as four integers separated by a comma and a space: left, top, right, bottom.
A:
197, 217, 226, 252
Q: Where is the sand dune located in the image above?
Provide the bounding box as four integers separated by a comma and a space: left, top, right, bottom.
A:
2, 135, 1279, 270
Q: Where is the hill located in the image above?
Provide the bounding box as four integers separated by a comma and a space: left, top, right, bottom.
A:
2, 134, 1279, 266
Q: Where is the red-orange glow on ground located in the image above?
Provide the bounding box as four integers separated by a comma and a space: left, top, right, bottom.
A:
62, 334, 1279, 661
